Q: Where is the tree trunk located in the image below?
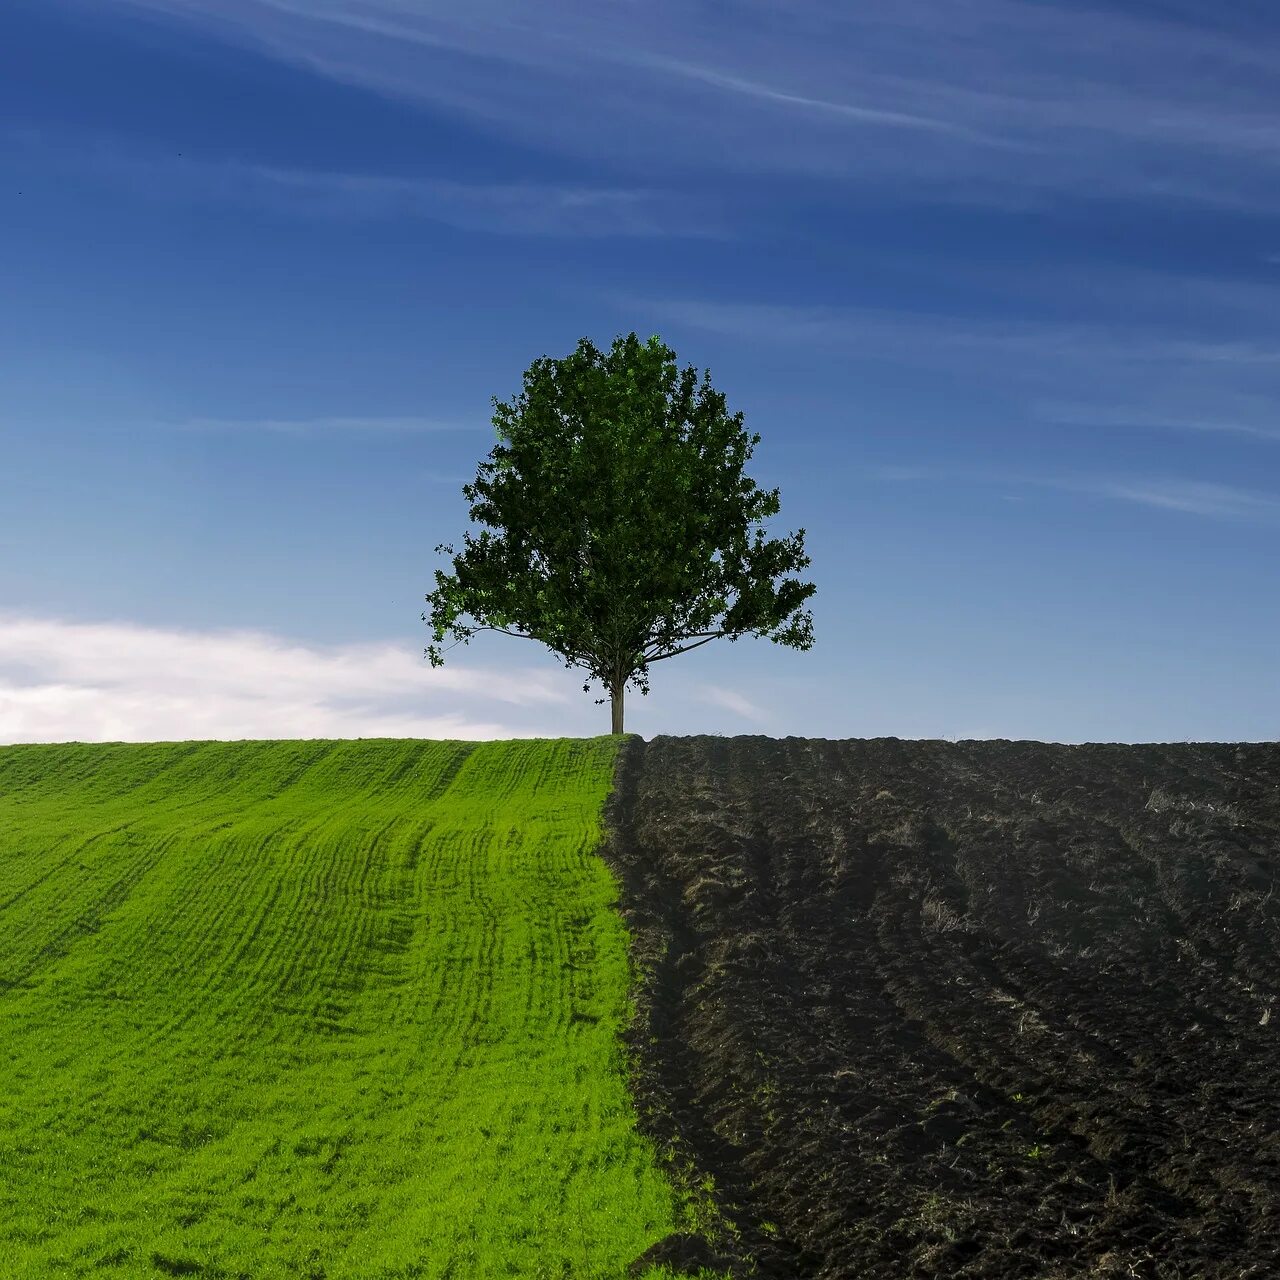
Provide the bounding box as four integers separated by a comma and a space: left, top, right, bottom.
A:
610, 681, 625, 734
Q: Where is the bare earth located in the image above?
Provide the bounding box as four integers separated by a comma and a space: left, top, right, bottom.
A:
603, 735, 1280, 1279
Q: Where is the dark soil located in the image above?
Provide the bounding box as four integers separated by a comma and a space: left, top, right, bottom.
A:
602, 736, 1280, 1279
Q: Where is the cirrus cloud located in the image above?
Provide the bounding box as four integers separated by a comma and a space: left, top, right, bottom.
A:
97, 0, 1280, 208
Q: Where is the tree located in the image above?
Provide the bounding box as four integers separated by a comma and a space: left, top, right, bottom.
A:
423, 331, 816, 734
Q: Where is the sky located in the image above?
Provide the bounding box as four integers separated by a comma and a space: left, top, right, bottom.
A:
3, 0, 1280, 744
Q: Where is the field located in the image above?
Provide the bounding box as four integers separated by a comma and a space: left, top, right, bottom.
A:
0, 738, 707, 1279
6, 733, 1278, 1279
603, 735, 1280, 1278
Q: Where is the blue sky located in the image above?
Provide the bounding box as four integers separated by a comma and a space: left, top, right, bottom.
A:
3, 0, 1279, 743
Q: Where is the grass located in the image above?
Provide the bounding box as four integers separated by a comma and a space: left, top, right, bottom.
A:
0, 737, 709, 1278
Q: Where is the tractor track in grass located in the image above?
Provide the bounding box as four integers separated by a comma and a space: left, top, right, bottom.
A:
0, 738, 693, 1278
601, 734, 1280, 1279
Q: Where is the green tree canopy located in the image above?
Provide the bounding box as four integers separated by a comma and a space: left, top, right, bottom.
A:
424, 331, 816, 733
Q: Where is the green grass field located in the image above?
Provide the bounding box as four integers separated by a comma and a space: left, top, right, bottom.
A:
0, 738, 706, 1278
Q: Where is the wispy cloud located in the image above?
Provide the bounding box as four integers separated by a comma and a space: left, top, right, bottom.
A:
174, 416, 485, 435
1087, 478, 1280, 521
1033, 403, 1280, 443
606, 293, 1091, 360
874, 464, 1280, 525
194, 161, 730, 237
627, 52, 1004, 144
0, 615, 570, 744
606, 291, 1280, 373
602, 289, 1280, 429
100, 0, 1280, 207
697, 683, 770, 724
10, 127, 729, 238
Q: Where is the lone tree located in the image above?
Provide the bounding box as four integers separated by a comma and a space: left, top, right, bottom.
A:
424, 331, 816, 734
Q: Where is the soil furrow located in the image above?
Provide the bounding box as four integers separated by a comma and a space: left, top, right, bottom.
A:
602, 735, 1280, 1279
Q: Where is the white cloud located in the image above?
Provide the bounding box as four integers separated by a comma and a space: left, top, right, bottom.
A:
98, 0, 1280, 207
0, 615, 570, 744
697, 683, 770, 723
626, 52, 991, 141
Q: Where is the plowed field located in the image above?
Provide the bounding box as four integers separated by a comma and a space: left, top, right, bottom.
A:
602, 736, 1280, 1279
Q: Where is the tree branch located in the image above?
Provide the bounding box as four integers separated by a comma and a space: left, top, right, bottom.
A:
472, 624, 595, 670
642, 632, 729, 663
641, 628, 726, 657
473, 624, 538, 643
